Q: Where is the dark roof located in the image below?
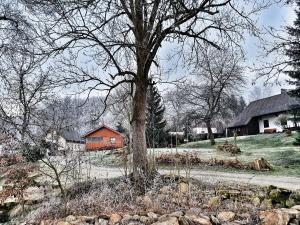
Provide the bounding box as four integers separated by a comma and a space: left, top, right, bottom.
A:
82, 125, 122, 138
228, 92, 300, 128
61, 130, 85, 143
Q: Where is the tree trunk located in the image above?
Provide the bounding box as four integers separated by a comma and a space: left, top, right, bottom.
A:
131, 78, 151, 193
206, 120, 215, 146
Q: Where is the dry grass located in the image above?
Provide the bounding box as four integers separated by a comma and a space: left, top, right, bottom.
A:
25, 175, 267, 225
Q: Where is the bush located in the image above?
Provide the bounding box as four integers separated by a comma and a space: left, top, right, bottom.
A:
21, 141, 48, 162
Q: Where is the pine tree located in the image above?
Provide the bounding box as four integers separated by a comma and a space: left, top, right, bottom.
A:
146, 84, 167, 148
286, 1, 300, 97
286, 1, 300, 144
238, 96, 247, 112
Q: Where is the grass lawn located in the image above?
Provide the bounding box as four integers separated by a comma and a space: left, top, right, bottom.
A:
175, 132, 300, 177
88, 133, 300, 177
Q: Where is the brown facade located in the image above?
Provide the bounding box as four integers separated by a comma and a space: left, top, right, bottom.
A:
83, 126, 124, 151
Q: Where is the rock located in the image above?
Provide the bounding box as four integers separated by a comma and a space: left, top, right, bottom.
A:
261, 199, 274, 209
252, 197, 261, 207
9, 204, 28, 218
160, 186, 171, 194
152, 217, 179, 225
267, 187, 292, 207
185, 208, 202, 216
177, 182, 189, 195
217, 211, 235, 222
139, 216, 151, 224
259, 208, 300, 225
65, 215, 77, 223
169, 211, 183, 218
210, 215, 220, 225
109, 213, 122, 224
208, 196, 221, 207
24, 186, 45, 202
184, 215, 212, 225
147, 212, 158, 219
292, 205, 300, 211
57, 222, 71, 225
97, 218, 108, 225
136, 195, 153, 208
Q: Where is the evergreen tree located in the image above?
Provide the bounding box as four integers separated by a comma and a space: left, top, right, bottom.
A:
286, 1, 300, 98
146, 84, 167, 148
238, 96, 247, 112
286, 2, 300, 144
116, 122, 126, 133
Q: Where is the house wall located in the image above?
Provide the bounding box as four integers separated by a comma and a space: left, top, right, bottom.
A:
45, 132, 67, 151
66, 142, 85, 152
258, 113, 299, 133
85, 128, 123, 151
193, 127, 217, 134
45, 132, 85, 152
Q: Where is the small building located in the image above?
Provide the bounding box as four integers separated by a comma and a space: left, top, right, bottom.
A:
192, 127, 218, 134
45, 130, 85, 153
227, 90, 300, 136
82, 125, 124, 151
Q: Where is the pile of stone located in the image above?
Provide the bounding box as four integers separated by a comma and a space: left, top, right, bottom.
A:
264, 186, 300, 208
39, 209, 239, 225
38, 205, 300, 225
216, 141, 241, 154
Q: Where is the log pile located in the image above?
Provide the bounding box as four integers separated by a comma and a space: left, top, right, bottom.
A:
216, 141, 241, 154
249, 158, 272, 171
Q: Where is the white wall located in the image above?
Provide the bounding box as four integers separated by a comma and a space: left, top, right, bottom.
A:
258, 113, 299, 133
193, 127, 217, 134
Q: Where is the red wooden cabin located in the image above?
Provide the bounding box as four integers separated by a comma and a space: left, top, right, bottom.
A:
82, 125, 124, 151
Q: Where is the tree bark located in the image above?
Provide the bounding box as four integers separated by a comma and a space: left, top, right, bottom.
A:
131, 77, 150, 193
206, 119, 215, 146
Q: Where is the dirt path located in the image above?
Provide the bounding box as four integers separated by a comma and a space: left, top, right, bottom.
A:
87, 165, 300, 191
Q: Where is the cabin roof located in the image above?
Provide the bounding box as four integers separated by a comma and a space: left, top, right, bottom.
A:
61, 130, 85, 143
82, 125, 122, 137
228, 91, 300, 128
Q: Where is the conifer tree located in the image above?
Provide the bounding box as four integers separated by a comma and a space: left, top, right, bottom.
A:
286, 0, 300, 97
146, 84, 167, 148
286, 1, 300, 144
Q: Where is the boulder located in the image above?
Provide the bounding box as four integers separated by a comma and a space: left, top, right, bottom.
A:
177, 182, 189, 195
217, 211, 235, 222
65, 215, 77, 223
259, 208, 300, 225
147, 212, 158, 219
57, 222, 71, 225
184, 215, 212, 225
292, 205, 300, 211
109, 213, 122, 225
207, 196, 221, 207
24, 186, 45, 203
152, 217, 179, 225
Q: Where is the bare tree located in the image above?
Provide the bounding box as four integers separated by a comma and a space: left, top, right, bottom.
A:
180, 44, 244, 145
20, 0, 273, 191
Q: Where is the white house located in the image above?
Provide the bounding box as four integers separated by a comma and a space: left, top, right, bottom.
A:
45, 130, 85, 153
228, 89, 300, 135
192, 127, 218, 134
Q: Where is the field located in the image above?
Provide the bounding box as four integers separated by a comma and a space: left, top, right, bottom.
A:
89, 132, 300, 177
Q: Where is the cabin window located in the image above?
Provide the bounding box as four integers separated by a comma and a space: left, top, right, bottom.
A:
110, 137, 116, 144
263, 120, 269, 128
87, 137, 103, 142
281, 120, 287, 126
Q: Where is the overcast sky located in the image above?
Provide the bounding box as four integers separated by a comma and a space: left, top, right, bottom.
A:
156, 2, 296, 103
